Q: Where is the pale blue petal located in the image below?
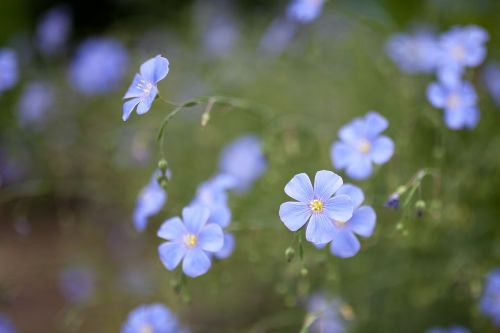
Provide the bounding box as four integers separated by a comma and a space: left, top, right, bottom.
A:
123, 74, 144, 99
182, 206, 210, 234
305, 213, 336, 244
136, 87, 157, 115
313, 170, 343, 201
158, 242, 186, 270
427, 82, 447, 108
338, 119, 365, 144
364, 111, 388, 138
336, 184, 364, 208
346, 155, 373, 180
122, 97, 141, 121
182, 248, 211, 278
215, 233, 235, 259
198, 224, 224, 252
207, 204, 231, 228
329, 229, 360, 258
331, 142, 357, 169
157, 217, 186, 241
323, 194, 353, 222
464, 107, 480, 129
348, 206, 376, 237
279, 202, 311, 231
371, 136, 394, 164
444, 108, 466, 129
140, 55, 169, 83
284, 173, 314, 202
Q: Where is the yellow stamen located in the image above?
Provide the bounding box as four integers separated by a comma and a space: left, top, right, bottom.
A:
447, 93, 461, 109
358, 139, 371, 154
183, 234, 198, 248
140, 324, 154, 333
309, 199, 324, 213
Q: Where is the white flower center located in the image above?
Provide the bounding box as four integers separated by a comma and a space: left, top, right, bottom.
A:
358, 139, 371, 154
309, 199, 324, 213
140, 323, 154, 333
183, 233, 198, 248
136, 79, 154, 96
451, 45, 465, 61
447, 93, 461, 109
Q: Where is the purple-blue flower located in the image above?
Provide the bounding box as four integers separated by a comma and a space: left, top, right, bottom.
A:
426, 326, 470, 333
331, 112, 394, 180
0, 314, 15, 333
315, 184, 376, 258
35, 6, 71, 56
218, 134, 267, 192
0, 49, 18, 94
385, 30, 440, 74
122, 55, 169, 121
307, 293, 346, 333
427, 80, 479, 130
68, 38, 128, 95
158, 206, 223, 278
483, 62, 500, 107
480, 268, 500, 326
214, 233, 235, 259
191, 175, 234, 228
279, 170, 354, 244
134, 170, 167, 232
59, 266, 95, 304
287, 0, 325, 23
122, 303, 188, 333
17, 81, 54, 129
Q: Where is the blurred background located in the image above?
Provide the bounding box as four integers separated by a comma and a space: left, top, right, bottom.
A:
1, 0, 500, 332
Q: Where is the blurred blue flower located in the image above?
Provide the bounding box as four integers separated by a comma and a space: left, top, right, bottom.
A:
315, 184, 376, 258
259, 18, 297, 57
158, 206, 223, 278
384, 193, 400, 209
59, 266, 95, 304
307, 293, 346, 333
202, 15, 239, 58
480, 268, 500, 326
331, 112, 394, 180
134, 170, 167, 232
123, 55, 169, 121
0, 49, 18, 94
214, 232, 235, 259
427, 80, 479, 130
287, 0, 325, 23
279, 170, 353, 244
218, 134, 267, 192
0, 314, 15, 333
122, 303, 187, 333
483, 62, 500, 107
68, 37, 128, 95
35, 6, 71, 56
191, 175, 234, 228
17, 81, 54, 129
385, 30, 440, 74
426, 326, 470, 333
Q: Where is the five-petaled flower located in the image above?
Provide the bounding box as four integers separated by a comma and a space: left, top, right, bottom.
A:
123, 55, 169, 121
331, 112, 394, 180
157, 206, 223, 278
279, 170, 354, 244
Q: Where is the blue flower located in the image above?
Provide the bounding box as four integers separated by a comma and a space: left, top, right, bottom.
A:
59, 266, 95, 304
426, 326, 470, 333
279, 170, 353, 244
287, 0, 325, 23
122, 303, 188, 333
331, 112, 394, 180
259, 18, 297, 57
191, 175, 234, 228
0, 49, 18, 94
218, 134, 267, 192
385, 30, 440, 74
483, 62, 500, 107
427, 80, 479, 130
157, 206, 224, 278
0, 314, 15, 333
68, 38, 128, 95
17, 81, 54, 129
122, 55, 169, 121
36, 6, 71, 56
214, 233, 235, 259
480, 268, 500, 326
384, 193, 400, 209
307, 293, 347, 333
315, 184, 376, 258
134, 170, 167, 232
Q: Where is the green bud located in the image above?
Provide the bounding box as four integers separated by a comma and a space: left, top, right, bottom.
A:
396, 185, 408, 195
160, 179, 169, 189
300, 268, 308, 277
415, 200, 426, 218
156, 174, 164, 184
201, 111, 210, 127
170, 278, 181, 294
285, 247, 295, 263
158, 159, 168, 171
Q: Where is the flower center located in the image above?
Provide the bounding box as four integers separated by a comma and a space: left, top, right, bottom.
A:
451, 45, 465, 61
183, 233, 198, 248
358, 139, 371, 154
140, 324, 154, 333
136, 79, 154, 96
447, 93, 461, 109
309, 199, 324, 213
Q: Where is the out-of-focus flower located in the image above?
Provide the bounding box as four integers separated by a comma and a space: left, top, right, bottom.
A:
287, 0, 325, 23
214, 233, 235, 259
384, 193, 400, 209
385, 30, 440, 74
427, 80, 479, 130
307, 293, 347, 333
17, 81, 54, 129
134, 170, 167, 232
191, 176, 233, 228
218, 134, 267, 192
0, 49, 18, 94
68, 38, 128, 95
0, 314, 16, 333
331, 112, 394, 180
279, 170, 353, 244
480, 268, 500, 326
157, 206, 223, 278
202, 15, 239, 58
122, 55, 169, 121
122, 303, 188, 333
315, 184, 376, 258
259, 18, 297, 57
59, 266, 95, 304
35, 6, 71, 56
483, 62, 500, 107
426, 326, 470, 333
